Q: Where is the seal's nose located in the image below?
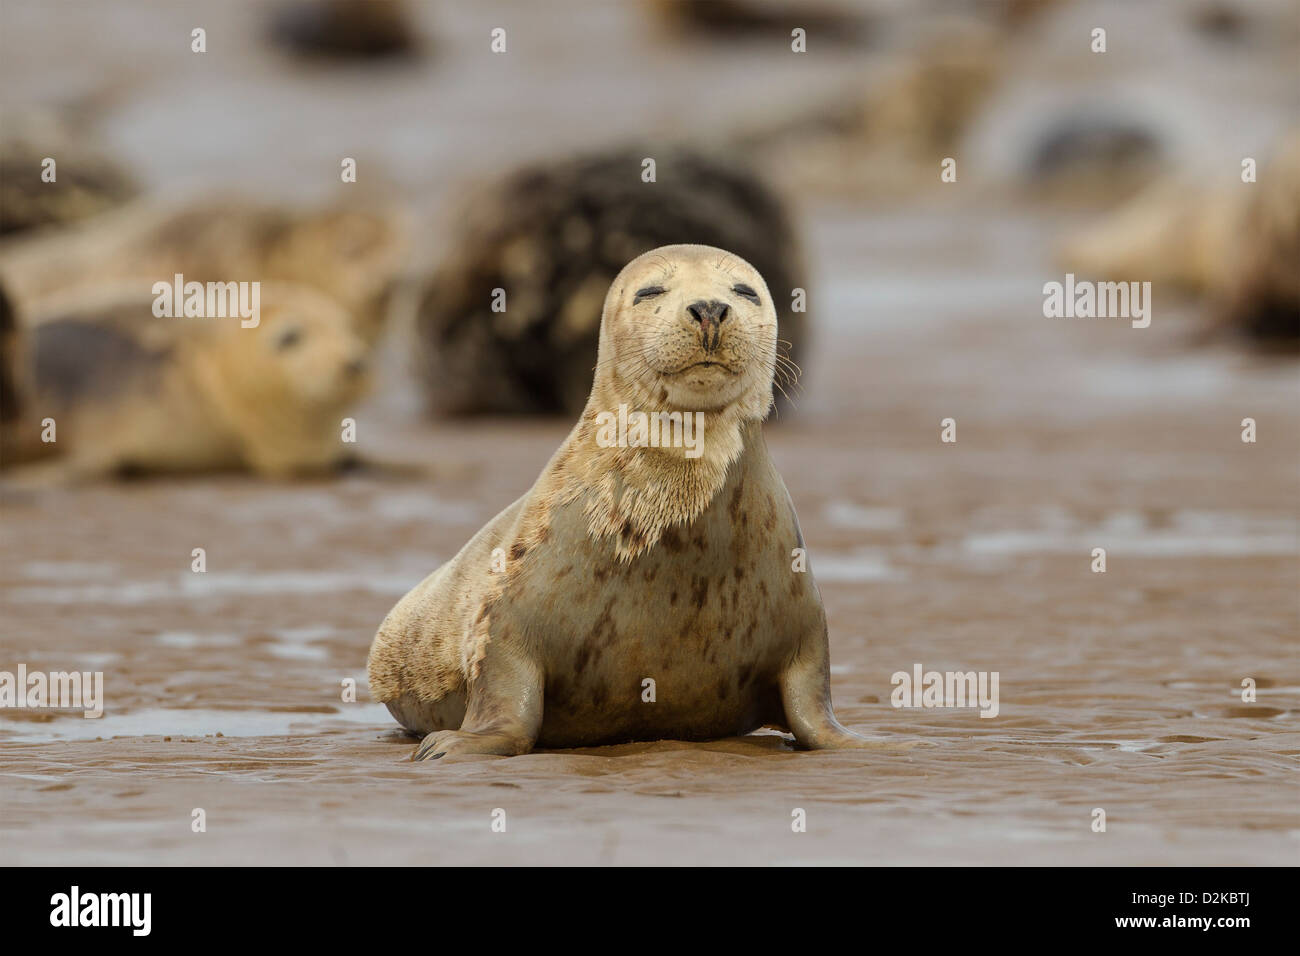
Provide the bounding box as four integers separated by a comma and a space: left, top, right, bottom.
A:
687, 299, 729, 350
687, 299, 730, 327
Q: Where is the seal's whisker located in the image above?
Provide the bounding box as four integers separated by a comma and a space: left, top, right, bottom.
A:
770, 374, 800, 415
774, 353, 802, 377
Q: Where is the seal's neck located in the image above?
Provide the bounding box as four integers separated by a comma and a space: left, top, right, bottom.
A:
542, 397, 766, 562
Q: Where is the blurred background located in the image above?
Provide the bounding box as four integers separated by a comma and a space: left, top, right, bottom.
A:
0, 0, 1296, 865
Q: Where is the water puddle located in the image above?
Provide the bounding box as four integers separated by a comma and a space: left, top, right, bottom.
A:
812, 549, 905, 582
9, 566, 434, 605
965, 510, 1295, 557
822, 502, 905, 531
0, 703, 394, 742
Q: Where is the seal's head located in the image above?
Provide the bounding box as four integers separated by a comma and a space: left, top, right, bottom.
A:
185, 281, 372, 476
593, 244, 777, 418
202, 281, 371, 411
264, 206, 410, 343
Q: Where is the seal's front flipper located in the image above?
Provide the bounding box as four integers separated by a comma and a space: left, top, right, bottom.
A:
411, 645, 543, 763
778, 626, 901, 751
413, 727, 531, 761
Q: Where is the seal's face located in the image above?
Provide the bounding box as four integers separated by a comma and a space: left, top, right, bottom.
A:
599, 245, 778, 414
221, 284, 371, 409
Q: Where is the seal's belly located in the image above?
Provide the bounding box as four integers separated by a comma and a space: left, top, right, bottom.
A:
522, 539, 806, 748
538, 621, 788, 747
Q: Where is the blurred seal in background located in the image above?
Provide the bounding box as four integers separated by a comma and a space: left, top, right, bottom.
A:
728, 22, 1003, 198
1, 282, 371, 480
0, 108, 137, 238
412, 147, 807, 417
644, 0, 873, 44
1218, 130, 1300, 347
267, 0, 421, 61
0, 196, 410, 346
0, 279, 20, 432
1060, 130, 1300, 349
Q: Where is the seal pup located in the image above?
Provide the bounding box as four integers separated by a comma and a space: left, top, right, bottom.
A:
368, 244, 882, 760
0, 196, 409, 346
2, 281, 370, 479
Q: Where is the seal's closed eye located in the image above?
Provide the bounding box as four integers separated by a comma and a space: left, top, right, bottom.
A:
732, 283, 760, 304
633, 286, 665, 304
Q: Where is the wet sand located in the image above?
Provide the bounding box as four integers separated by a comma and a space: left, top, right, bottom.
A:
2, 200, 1296, 865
